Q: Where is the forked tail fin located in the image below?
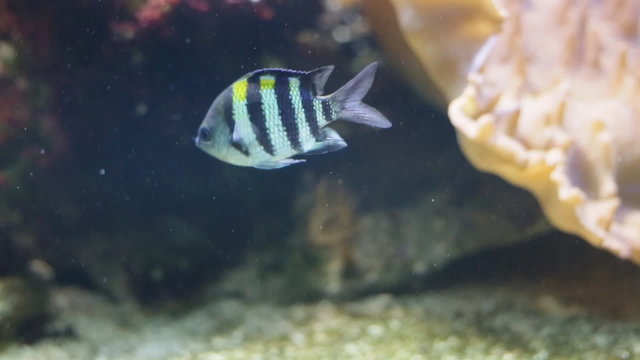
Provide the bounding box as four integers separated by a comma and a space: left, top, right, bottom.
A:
330, 62, 392, 128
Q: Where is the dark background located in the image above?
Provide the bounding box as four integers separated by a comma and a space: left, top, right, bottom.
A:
0, 0, 452, 302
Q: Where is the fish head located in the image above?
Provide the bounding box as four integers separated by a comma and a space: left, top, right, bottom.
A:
195, 91, 228, 153
195, 89, 250, 166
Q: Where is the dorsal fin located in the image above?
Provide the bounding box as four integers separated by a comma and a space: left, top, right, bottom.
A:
307, 65, 334, 95
244, 66, 335, 95
246, 68, 309, 79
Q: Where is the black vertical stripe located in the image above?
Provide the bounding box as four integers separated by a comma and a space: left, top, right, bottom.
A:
222, 88, 234, 132
274, 76, 302, 151
321, 99, 334, 124
222, 88, 250, 155
246, 76, 274, 155
299, 81, 322, 141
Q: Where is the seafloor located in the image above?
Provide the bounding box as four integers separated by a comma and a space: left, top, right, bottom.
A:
2, 238, 640, 360
3, 287, 637, 360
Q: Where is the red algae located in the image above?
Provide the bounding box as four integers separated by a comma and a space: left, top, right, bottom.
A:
135, 0, 182, 27
111, 0, 284, 38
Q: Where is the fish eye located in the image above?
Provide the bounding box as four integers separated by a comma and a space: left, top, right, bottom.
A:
198, 127, 212, 142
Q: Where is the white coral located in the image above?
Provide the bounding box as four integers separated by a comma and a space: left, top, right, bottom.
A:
448, 0, 640, 261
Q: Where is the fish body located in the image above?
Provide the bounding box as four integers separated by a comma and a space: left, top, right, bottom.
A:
195, 62, 391, 169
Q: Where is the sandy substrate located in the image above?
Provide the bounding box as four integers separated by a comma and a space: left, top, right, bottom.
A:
1, 281, 639, 360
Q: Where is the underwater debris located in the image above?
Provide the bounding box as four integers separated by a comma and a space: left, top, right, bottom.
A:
306, 177, 357, 294
446, 0, 640, 262
0, 277, 48, 345
292, 163, 546, 298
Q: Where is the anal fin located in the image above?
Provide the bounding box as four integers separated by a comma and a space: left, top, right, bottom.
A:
254, 158, 306, 170
303, 128, 347, 155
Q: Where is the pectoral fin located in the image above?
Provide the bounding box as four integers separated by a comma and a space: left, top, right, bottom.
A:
231, 123, 251, 156
303, 128, 347, 155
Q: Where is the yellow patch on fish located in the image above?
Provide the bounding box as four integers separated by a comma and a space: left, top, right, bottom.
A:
260, 76, 276, 91
232, 78, 248, 103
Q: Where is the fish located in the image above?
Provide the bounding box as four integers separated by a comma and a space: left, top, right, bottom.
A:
194, 61, 391, 169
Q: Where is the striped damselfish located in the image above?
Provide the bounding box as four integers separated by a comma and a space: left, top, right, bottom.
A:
195, 62, 391, 169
